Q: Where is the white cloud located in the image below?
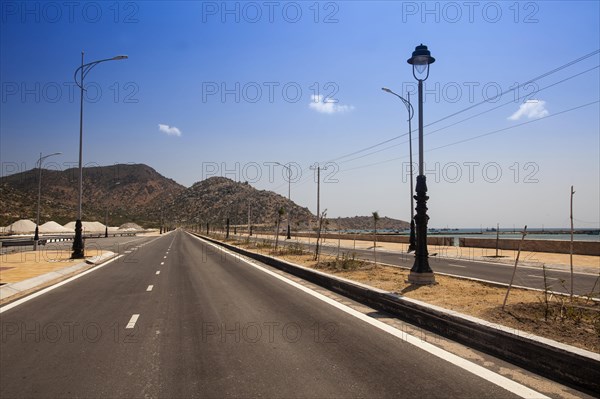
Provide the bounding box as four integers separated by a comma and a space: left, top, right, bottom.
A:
508, 100, 549, 121
309, 94, 355, 114
158, 123, 182, 137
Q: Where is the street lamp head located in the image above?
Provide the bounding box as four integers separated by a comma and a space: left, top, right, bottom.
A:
407, 44, 435, 80
381, 87, 392, 93
112, 55, 128, 60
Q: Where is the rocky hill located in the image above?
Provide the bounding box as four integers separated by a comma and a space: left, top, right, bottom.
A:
1, 165, 409, 231
1, 164, 184, 226
1, 165, 316, 229
326, 216, 410, 231
165, 176, 314, 230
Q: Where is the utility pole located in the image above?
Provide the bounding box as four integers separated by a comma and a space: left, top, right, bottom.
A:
316, 166, 320, 219
495, 222, 499, 257
310, 163, 328, 226
247, 199, 252, 236
570, 186, 575, 301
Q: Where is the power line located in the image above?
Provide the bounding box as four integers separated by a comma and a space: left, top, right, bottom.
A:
336, 65, 600, 166
270, 51, 600, 194
427, 100, 599, 152
340, 99, 599, 173
424, 50, 600, 128
329, 49, 600, 164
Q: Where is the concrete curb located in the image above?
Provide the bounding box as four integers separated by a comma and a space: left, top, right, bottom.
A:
0, 251, 117, 304
197, 234, 600, 395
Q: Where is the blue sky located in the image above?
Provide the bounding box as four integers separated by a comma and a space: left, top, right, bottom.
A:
1, 1, 599, 228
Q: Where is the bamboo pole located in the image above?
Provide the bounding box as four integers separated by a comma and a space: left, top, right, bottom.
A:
502, 225, 528, 310
570, 186, 575, 301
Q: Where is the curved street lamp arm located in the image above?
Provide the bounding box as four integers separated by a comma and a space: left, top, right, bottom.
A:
74, 56, 128, 88
37, 152, 62, 168
381, 87, 414, 121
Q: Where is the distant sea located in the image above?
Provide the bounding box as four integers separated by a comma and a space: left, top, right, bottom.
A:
342, 228, 600, 242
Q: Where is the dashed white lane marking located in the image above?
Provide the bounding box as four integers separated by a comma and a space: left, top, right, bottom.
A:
527, 274, 557, 280
156, 271, 160, 275
163, 256, 167, 259
146, 285, 154, 291
448, 264, 467, 268
126, 314, 140, 329
193, 234, 548, 399
161, 262, 164, 265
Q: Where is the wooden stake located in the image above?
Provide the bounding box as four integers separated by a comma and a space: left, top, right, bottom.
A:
495, 222, 500, 257
570, 186, 575, 301
502, 225, 528, 310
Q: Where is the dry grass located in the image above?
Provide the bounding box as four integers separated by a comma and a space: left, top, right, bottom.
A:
229, 238, 600, 353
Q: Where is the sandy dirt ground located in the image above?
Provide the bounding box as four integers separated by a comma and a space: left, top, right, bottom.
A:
0, 247, 105, 284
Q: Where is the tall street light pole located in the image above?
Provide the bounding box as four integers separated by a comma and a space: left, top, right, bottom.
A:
381, 88, 416, 253
407, 44, 436, 285
71, 51, 128, 259
275, 162, 293, 239
34, 152, 62, 250
309, 163, 329, 216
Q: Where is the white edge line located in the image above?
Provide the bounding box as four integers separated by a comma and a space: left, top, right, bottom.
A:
126, 313, 139, 329
0, 255, 124, 314
192, 234, 548, 399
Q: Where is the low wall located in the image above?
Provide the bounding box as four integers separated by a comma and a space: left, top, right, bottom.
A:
460, 237, 600, 256
295, 232, 454, 246
292, 232, 599, 256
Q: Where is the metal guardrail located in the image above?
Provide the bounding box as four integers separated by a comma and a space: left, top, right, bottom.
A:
0, 232, 139, 248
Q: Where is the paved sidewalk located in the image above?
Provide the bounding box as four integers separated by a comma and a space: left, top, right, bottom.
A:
0, 247, 116, 304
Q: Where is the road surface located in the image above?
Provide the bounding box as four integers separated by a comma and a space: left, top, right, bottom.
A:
0, 230, 576, 398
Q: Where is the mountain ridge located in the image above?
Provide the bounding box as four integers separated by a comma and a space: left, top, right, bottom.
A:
1, 164, 409, 230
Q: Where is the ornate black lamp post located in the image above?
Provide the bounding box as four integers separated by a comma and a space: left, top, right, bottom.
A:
407, 44, 436, 284
71, 52, 127, 259
381, 88, 416, 253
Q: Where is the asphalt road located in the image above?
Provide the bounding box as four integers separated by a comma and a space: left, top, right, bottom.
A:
0, 230, 547, 398
250, 236, 599, 296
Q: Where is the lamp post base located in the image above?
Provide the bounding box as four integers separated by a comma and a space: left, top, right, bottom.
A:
407, 271, 436, 285
71, 219, 85, 259
34, 226, 39, 251
409, 175, 435, 285
286, 224, 291, 240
